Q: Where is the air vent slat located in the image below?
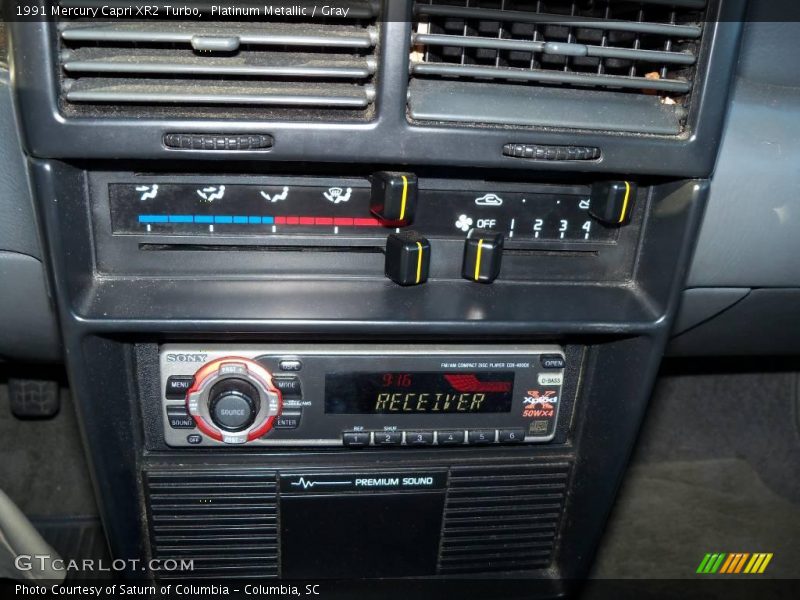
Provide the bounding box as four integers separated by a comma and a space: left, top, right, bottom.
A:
60, 22, 377, 49
412, 61, 691, 93
413, 34, 696, 66
63, 49, 375, 79
410, 0, 709, 133
414, 4, 702, 38
65, 79, 374, 107
57, 8, 379, 118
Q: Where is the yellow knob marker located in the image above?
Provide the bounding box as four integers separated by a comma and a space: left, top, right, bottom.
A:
473, 239, 484, 281
618, 181, 632, 224
400, 175, 409, 222
415, 241, 424, 285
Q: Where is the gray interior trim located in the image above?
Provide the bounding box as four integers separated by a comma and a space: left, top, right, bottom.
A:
688, 19, 800, 288
668, 289, 800, 356
671, 287, 750, 336
0, 252, 61, 363
0, 71, 40, 259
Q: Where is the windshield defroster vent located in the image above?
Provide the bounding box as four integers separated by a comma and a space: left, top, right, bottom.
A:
55, 1, 380, 119
409, 0, 711, 134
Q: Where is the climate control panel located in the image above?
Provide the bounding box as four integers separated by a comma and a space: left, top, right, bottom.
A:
158, 344, 567, 448
109, 176, 628, 244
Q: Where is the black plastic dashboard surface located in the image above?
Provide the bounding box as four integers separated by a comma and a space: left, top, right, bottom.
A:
3, 0, 764, 593
8, 0, 747, 177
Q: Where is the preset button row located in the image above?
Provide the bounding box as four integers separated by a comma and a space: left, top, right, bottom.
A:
342, 429, 527, 448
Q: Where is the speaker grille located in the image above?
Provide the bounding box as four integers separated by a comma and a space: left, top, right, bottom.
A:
145, 462, 572, 579
438, 463, 571, 574
145, 469, 279, 580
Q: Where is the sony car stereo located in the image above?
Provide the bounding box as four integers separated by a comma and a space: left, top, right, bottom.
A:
159, 344, 566, 448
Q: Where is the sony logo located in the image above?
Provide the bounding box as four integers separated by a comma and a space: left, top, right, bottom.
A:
166, 353, 208, 363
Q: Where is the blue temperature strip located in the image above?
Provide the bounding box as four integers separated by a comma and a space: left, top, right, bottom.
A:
139, 215, 275, 225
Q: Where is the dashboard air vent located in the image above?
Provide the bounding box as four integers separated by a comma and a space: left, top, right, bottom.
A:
56, 1, 380, 119
145, 469, 279, 580
409, 0, 710, 134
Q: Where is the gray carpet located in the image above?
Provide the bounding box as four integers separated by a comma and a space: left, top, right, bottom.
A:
591, 366, 800, 580
0, 383, 98, 518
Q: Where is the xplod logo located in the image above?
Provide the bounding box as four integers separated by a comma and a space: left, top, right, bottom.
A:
696, 553, 773, 574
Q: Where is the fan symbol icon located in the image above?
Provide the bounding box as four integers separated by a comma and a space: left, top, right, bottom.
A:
455, 214, 474, 232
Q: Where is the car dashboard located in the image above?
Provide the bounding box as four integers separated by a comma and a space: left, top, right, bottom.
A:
0, 0, 799, 597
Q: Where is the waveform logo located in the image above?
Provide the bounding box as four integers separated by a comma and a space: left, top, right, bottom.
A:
289, 477, 351, 489
696, 553, 773, 574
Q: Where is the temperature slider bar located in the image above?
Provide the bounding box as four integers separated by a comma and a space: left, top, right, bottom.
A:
139, 215, 383, 227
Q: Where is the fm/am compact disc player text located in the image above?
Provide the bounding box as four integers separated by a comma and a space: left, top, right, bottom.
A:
158, 344, 567, 448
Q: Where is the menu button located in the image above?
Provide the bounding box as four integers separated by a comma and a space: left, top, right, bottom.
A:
165, 376, 193, 399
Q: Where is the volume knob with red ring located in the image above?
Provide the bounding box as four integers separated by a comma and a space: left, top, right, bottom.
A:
185, 357, 282, 445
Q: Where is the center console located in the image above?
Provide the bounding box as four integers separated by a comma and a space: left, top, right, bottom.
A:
8, 0, 745, 596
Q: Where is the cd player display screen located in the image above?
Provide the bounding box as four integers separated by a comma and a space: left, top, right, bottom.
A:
325, 372, 515, 414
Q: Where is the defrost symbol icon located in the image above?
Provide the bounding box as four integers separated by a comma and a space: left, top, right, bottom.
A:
324, 187, 353, 204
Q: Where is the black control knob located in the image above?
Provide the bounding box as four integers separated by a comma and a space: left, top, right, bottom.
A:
588, 181, 637, 226
462, 229, 504, 283
370, 172, 418, 225
207, 379, 259, 432
384, 231, 431, 286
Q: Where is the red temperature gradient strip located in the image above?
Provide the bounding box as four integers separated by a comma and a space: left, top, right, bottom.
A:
443, 374, 513, 393
272, 216, 382, 227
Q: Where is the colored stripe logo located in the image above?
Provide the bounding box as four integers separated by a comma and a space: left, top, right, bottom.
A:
696, 553, 773, 574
